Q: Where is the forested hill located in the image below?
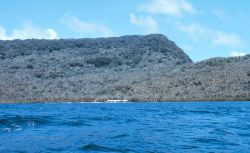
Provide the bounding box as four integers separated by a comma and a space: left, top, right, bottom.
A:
0, 34, 249, 102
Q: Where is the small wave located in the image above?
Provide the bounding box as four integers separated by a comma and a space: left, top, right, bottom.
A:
238, 133, 250, 137
136, 108, 159, 112
188, 110, 219, 115
194, 138, 222, 144
47, 148, 67, 152
81, 144, 134, 152
1, 149, 27, 153
152, 129, 167, 132
63, 120, 92, 127
89, 116, 115, 121
210, 128, 234, 135
1, 128, 11, 132
124, 118, 137, 123
0, 115, 52, 131
110, 134, 128, 139
100, 107, 115, 111
181, 145, 199, 149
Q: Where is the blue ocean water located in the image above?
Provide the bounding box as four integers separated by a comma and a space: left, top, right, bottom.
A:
0, 102, 250, 153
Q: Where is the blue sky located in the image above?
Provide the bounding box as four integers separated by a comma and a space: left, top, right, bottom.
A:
0, 0, 249, 61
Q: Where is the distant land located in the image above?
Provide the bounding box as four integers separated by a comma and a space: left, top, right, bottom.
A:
0, 34, 249, 102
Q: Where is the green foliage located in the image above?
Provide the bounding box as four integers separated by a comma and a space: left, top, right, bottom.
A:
0, 34, 199, 102
68, 62, 84, 67
86, 57, 112, 67
26, 64, 34, 69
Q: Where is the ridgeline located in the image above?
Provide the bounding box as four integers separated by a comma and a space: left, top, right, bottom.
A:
0, 34, 249, 102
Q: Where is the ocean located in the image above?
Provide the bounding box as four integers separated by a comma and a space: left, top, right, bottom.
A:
0, 102, 250, 153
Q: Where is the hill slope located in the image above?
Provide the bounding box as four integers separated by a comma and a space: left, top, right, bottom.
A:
0, 34, 193, 102
132, 55, 250, 101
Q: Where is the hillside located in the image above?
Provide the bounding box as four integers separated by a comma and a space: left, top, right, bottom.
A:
132, 55, 250, 101
0, 34, 193, 102
0, 34, 249, 102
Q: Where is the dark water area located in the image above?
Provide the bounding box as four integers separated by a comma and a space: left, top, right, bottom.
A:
0, 102, 250, 153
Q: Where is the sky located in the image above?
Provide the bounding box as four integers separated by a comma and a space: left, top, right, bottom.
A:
0, 0, 249, 61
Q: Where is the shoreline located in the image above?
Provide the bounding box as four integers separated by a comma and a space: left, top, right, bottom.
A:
1, 99, 250, 104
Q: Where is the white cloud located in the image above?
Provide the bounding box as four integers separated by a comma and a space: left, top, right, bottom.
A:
61, 14, 113, 37
0, 22, 58, 40
177, 22, 244, 47
138, 0, 195, 17
212, 9, 228, 21
213, 32, 243, 47
130, 13, 158, 33
46, 29, 58, 39
177, 23, 210, 41
0, 26, 8, 40
230, 51, 246, 57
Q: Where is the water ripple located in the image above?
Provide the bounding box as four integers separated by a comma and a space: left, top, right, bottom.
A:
81, 144, 135, 153
0, 115, 52, 132
0, 102, 250, 152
